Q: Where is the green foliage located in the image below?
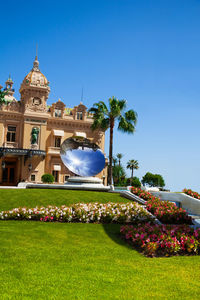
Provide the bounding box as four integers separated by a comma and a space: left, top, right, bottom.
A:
112, 165, 126, 185
116, 177, 127, 187
116, 153, 123, 166
89, 96, 137, 184
41, 173, 55, 183
142, 172, 165, 187
127, 159, 139, 178
112, 157, 118, 167
127, 176, 141, 188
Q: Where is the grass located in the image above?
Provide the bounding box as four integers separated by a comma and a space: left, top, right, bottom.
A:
0, 189, 129, 211
0, 221, 200, 300
0, 189, 200, 299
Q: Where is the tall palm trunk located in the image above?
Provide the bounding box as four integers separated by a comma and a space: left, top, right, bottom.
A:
131, 168, 134, 178
130, 167, 134, 186
108, 120, 114, 185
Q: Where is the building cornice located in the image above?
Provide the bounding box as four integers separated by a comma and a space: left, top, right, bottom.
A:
47, 119, 93, 130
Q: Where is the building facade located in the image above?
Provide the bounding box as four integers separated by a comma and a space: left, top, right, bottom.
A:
0, 56, 107, 186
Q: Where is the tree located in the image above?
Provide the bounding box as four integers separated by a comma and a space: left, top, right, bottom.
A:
127, 176, 141, 188
112, 165, 126, 185
127, 159, 139, 178
141, 172, 165, 188
89, 97, 137, 185
116, 153, 123, 167
113, 157, 118, 167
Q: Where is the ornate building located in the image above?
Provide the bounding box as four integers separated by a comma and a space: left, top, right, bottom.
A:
0, 56, 107, 186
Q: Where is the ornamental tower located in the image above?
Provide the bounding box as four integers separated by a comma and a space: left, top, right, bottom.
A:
19, 56, 50, 113
4, 75, 17, 103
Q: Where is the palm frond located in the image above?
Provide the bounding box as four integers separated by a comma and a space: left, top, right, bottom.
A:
118, 99, 127, 111
127, 159, 139, 169
88, 107, 98, 113
116, 153, 123, 159
118, 116, 136, 133
100, 118, 110, 130
125, 109, 138, 124
89, 102, 108, 113
109, 97, 119, 117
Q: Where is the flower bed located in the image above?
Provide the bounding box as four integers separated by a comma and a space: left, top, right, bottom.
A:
183, 189, 200, 200
120, 223, 200, 257
0, 202, 155, 224
131, 187, 158, 201
131, 187, 192, 224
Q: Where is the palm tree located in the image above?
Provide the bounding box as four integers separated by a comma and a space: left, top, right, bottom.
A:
89, 96, 137, 185
112, 164, 126, 185
127, 159, 139, 179
116, 153, 123, 167
113, 157, 118, 167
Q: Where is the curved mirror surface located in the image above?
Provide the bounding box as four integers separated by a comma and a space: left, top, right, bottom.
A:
60, 137, 105, 177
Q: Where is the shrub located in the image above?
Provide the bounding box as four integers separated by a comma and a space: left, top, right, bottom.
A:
41, 173, 55, 183
183, 189, 200, 200
113, 165, 126, 185
130, 177, 141, 188
120, 223, 200, 257
131, 187, 192, 225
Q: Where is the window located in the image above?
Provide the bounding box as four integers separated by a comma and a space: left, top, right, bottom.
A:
7, 126, 16, 142
55, 137, 61, 148
55, 109, 62, 117
52, 170, 59, 182
77, 112, 83, 120
33, 97, 41, 106
31, 174, 36, 181
64, 175, 70, 181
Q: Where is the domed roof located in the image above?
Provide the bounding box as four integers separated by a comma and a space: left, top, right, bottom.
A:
22, 56, 49, 88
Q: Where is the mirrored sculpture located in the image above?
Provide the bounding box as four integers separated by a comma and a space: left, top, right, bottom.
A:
60, 137, 105, 177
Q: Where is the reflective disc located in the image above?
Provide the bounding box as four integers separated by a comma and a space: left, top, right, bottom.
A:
60, 137, 105, 177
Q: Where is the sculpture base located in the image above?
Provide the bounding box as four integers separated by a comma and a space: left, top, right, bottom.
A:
23, 176, 110, 192
66, 176, 102, 184
64, 176, 109, 191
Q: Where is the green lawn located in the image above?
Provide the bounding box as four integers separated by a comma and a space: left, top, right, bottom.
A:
0, 221, 200, 300
0, 189, 129, 211
0, 189, 200, 299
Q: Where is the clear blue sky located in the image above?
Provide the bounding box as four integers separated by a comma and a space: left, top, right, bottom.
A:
0, 0, 200, 191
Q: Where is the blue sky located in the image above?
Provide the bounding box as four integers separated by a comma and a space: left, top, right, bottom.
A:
0, 0, 200, 191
